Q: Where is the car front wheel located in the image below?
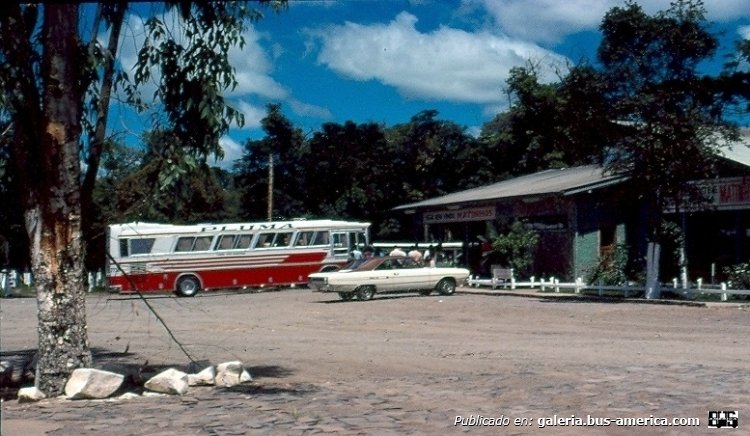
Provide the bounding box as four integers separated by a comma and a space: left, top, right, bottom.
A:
356, 285, 375, 301
435, 278, 456, 296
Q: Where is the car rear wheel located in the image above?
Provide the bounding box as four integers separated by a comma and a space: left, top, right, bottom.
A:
356, 285, 375, 301
338, 292, 354, 301
436, 278, 456, 296
176, 275, 201, 297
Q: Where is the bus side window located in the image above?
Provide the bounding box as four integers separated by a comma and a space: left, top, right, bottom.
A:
175, 237, 194, 252
235, 234, 253, 249
215, 235, 236, 250
275, 232, 293, 247
119, 239, 129, 257
332, 233, 348, 256
255, 233, 274, 248
193, 236, 213, 251
130, 238, 155, 255
295, 231, 314, 247
311, 231, 329, 246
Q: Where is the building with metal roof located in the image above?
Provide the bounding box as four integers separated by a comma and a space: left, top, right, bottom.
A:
394, 139, 750, 283
394, 165, 627, 212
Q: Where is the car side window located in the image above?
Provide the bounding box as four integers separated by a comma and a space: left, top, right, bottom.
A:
376, 260, 392, 270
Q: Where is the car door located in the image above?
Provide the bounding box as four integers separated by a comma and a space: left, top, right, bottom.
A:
387, 258, 433, 290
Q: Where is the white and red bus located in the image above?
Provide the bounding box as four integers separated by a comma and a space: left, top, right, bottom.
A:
107, 219, 370, 296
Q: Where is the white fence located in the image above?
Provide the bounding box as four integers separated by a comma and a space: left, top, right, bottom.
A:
467, 274, 750, 302
1, 270, 106, 296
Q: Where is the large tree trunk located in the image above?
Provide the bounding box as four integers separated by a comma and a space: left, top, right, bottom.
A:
644, 240, 662, 299
30, 4, 92, 396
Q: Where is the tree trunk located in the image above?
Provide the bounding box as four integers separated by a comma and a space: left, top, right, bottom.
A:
31, 4, 92, 396
645, 240, 661, 299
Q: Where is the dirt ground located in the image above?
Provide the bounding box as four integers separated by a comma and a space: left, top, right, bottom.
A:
1, 287, 748, 435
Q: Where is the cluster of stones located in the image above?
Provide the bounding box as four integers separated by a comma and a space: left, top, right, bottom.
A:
15, 361, 252, 402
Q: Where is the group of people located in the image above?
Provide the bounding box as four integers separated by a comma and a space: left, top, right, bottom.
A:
389, 243, 440, 267
348, 243, 443, 268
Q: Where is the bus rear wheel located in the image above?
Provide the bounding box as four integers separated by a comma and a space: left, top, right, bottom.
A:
176, 275, 201, 297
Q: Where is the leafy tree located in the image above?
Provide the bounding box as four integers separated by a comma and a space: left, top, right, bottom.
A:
0, 127, 29, 270
301, 120, 399, 235
597, 0, 735, 298
491, 221, 540, 277
386, 110, 486, 201
0, 1, 285, 395
479, 63, 610, 177
235, 103, 305, 220
107, 130, 229, 223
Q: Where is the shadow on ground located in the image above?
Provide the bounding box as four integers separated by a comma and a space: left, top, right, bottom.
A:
1, 347, 296, 400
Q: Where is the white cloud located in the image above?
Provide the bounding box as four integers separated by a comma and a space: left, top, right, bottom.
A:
740, 25, 750, 40
476, 0, 611, 43
312, 12, 568, 106
234, 101, 267, 130
288, 99, 334, 120
227, 27, 289, 99
214, 136, 244, 170
474, 0, 750, 43
114, 11, 329, 132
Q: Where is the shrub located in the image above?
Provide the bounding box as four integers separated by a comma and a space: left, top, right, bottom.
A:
724, 262, 750, 290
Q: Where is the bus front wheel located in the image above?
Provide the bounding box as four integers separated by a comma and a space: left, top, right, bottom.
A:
176, 275, 201, 297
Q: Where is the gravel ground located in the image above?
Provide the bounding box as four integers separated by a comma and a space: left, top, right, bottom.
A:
1, 288, 748, 435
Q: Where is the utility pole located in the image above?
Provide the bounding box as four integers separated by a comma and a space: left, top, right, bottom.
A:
267, 153, 274, 221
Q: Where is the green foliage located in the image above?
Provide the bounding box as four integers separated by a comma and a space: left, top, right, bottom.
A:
724, 262, 750, 290
598, 0, 730, 205
478, 63, 609, 178
585, 243, 630, 285
491, 221, 540, 276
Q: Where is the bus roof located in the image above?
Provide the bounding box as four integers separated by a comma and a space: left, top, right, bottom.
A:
110, 220, 370, 237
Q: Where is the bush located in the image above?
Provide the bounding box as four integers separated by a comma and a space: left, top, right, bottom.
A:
585, 243, 629, 286
724, 262, 750, 289
491, 221, 539, 277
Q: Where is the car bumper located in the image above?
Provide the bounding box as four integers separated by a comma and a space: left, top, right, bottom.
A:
308, 279, 356, 293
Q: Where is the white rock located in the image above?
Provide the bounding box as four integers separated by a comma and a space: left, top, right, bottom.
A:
240, 369, 253, 383
18, 386, 46, 402
187, 366, 216, 386
117, 392, 141, 400
215, 361, 252, 387
64, 368, 124, 399
144, 368, 189, 395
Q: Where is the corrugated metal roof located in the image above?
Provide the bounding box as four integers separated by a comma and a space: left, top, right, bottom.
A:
394, 165, 627, 210
395, 134, 750, 212
719, 132, 750, 167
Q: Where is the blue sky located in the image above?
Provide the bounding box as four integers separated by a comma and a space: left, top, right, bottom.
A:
110, 0, 750, 169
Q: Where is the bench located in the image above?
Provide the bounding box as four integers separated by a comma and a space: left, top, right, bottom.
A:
491, 266, 514, 289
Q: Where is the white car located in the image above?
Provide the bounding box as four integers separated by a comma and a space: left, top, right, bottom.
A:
308, 256, 470, 301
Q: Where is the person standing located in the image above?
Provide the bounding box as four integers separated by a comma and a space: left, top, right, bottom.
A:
408, 244, 423, 264
389, 246, 406, 257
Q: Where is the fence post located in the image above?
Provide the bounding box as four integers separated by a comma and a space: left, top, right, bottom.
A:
721, 282, 728, 302
540, 278, 546, 291
697, 278, 703, 290
1, 270, 11, 297
553, 277, 559, 293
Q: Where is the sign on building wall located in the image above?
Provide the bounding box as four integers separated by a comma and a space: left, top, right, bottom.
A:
423, 207, 496, 224
695, 176, 750, 211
